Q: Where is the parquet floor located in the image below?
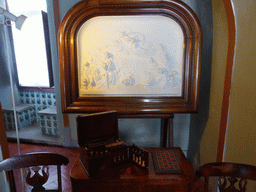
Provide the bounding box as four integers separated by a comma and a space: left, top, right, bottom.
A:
7, 142, 80, 192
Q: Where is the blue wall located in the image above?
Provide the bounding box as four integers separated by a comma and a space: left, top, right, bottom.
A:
0, 1, 20, 109
187, 1, 213, 164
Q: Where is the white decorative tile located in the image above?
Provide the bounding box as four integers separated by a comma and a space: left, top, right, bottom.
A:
2, 104, 37, 130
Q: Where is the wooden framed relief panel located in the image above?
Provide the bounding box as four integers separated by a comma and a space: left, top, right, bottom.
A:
59, 0, 202, 116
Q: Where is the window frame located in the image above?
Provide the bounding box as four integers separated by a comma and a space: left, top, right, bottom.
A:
6, 0, 54, 91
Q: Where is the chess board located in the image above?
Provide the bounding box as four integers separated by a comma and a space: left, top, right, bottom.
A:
152, 150, 181, 173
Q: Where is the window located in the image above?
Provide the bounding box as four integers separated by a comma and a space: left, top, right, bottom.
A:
7, 0, 54, 88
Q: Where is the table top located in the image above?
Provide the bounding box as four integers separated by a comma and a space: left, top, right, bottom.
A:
70, 147, 195, 183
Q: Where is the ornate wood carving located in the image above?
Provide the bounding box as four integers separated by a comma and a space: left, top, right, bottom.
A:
58, 0, 202, 116
196, 162, 256, 192
24, 166, 49, 191
218, 176, 247, 192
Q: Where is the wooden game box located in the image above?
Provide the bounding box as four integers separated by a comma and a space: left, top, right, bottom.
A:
77, 111, 148, 177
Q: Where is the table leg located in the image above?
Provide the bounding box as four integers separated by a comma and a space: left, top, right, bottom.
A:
160, 114, 174, 148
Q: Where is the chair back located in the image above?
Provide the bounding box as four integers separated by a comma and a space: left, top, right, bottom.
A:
196, 162, 256, 192
0, 152, 69, 192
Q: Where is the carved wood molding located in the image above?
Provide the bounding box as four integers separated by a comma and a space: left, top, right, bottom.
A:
58, 0, 202, 116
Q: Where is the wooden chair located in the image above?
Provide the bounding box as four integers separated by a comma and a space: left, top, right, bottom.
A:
0, 152, 69, 192
196, 162, 256, 192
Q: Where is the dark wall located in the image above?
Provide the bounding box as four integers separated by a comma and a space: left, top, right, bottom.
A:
187, 1, 213, 164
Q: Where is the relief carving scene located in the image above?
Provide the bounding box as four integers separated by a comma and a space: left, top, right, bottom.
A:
77, 16, 184, 97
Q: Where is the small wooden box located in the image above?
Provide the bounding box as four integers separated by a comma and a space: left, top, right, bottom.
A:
77, 111, 148, 177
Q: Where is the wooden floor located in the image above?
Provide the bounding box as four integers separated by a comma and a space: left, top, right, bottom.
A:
8, 142, 80, 192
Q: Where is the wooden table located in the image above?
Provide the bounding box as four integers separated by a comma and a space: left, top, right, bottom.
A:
70, 147, 195, 192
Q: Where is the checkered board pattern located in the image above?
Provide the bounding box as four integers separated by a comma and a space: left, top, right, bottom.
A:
152, 150, 181, 173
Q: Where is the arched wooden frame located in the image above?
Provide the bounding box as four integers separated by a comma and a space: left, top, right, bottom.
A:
58, 0, 202, 116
